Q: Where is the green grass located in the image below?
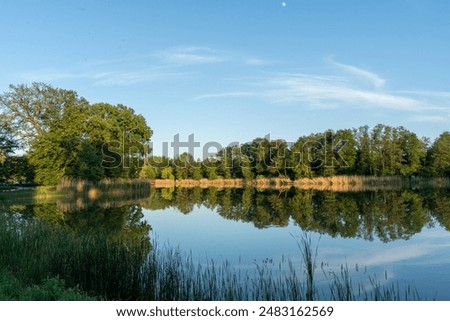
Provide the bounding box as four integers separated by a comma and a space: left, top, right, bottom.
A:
0, 212, 425, 301
0, 268, 96, 300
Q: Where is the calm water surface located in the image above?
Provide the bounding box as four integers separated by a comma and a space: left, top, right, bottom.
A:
2, 187, 450, 299
142, 188, 450, 300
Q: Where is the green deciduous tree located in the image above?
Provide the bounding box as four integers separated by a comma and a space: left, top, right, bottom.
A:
0, 82, 88, 147
2, 83, 153, 185
397, 128, 427, 176
291, 135, 314, 179
427, 132, 450, 176
0, 115, 19, 165
173, 152, 195, 180
88, 103, 152, 179
161, 167, 175, 180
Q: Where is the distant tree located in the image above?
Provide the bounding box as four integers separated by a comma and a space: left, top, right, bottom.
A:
202, 159, 219, 180
140, 164, 158, 179
251, 138, 271, 177
333, 129, 357, 175
397, 127, 427, 176
267, 139, 291, 177
216, 147, 233, 178
353, 125, 374, 175
427, 132, 450, 176
313, 131, 337, 177
160, 167, 175, 180
173, 152, 195, 180
240, 155, 254, 180
140, 156, 171, 179
290, 136, 313, 179
192, 166, 203, 180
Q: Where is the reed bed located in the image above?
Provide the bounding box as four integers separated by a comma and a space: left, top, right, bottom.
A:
252, 178, 293, 190
0, 212, 425, 301
293, 176, 408, 192
152, 176, 450, 192
153, 179, 176, 188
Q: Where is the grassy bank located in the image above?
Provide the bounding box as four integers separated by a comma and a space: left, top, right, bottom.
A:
0, 212, 425, 301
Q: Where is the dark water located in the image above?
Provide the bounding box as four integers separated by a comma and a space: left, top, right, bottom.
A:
2, 187, 450, 299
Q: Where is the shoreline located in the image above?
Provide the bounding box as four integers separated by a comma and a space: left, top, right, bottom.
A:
150, 175, 450, 191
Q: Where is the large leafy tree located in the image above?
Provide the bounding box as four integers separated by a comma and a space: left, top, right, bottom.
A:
87, 103, 152, 178
2, 83, 152, 185
28, 104, 104, 185
29, 102, 152, 185
0, 82, 87, 147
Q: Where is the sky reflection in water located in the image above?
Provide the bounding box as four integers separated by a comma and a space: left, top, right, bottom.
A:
143, 190, 450, 300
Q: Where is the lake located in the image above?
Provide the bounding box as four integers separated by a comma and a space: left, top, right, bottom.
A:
1, 186, 450, 300
142, 187, 450, 300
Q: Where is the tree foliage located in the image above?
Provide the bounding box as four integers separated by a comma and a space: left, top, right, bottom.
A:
0, 82, 87, 147
427, 132, 450, 176
141, 124, 439, 181
1, 83, 152, 185
0, 123, 17, 165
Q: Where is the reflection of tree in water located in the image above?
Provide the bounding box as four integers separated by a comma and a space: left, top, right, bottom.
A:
3, 200, 152, 256
369, 191, 428, 242
146, 187, 443, 242
71, 205, 151, 252
427, 189, 450, 231
64, 205, 151, 256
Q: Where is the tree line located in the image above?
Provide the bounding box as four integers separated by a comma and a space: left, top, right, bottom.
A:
1, 83, 449, 185
141, 126, 450, 181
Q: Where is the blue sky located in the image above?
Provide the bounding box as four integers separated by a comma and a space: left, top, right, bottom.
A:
1, 0, 449, 157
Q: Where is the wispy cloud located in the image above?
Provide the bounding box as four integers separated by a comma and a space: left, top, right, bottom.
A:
194, 91, 256, 100
408, 115, 449, 123
328, 59, 386, 88
18, 69, 184, 87
155, 46, 227, 65
18, 45, 227, 86
244, 58, 269, 66
91, 70, 185, 86
263, 73, 429, 112
16, 53, 450, 124
195, 58, 450, 123
19, 70, 87, 82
